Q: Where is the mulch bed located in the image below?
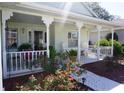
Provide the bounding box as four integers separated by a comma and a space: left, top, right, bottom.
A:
3, 71, 92, 91
81, 60, 124, 84
3, 71, 51, 91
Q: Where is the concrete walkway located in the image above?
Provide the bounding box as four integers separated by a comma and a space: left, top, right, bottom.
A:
71, 70, 124, 91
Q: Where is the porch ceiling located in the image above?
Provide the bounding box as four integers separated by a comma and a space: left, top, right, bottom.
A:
8, 13, 44, 25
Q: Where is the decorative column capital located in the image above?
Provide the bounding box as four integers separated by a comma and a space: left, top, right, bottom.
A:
96, 25, 102, 30
42, 16, 54, 26
2, 9, 13, 21
75, 21, 84, 30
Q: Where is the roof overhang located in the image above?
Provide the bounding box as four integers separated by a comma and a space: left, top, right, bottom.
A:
0, 2, 122, 28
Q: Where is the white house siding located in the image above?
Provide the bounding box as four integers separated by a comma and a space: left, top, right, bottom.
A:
54, 22, 89, 52
6, 21, 92, 52
7, 22, 46, 46
116, 30, 124, 44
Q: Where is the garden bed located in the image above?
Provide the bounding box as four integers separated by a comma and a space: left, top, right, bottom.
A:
3, 71, 92, 91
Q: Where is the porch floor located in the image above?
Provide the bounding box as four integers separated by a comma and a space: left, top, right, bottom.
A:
81, 61, 124, 84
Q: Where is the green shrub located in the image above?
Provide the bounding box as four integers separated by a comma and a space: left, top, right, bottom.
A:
42, 46, 58, 74
49, 46, 57, 61
66, 49, 77, 57
109, 40, 122, 56
121, 46, 124, 55
96, 39, 110, 46
66, 50, 77, 62
18, 43, 32, 51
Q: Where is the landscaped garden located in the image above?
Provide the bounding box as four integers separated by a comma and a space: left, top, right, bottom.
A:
81, 32, 124, 84
4, 47, 92, 91
4, 32, 124, 91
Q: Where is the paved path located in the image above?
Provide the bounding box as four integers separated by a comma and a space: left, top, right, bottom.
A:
71, 70, 124, 91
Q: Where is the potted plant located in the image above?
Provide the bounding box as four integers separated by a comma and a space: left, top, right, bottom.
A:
18, 43, 32, 51
18, 43, 32, 60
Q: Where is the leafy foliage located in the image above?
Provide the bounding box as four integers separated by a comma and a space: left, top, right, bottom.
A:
87, 2, 120, 21
66, 50, 77, 61
96, 39, 110, 46
96, 38, 123, 56
42, 46, 58, 74
109, 40, 122, 56
66, 50, 77, 56
49, 46, 57, 61
18, 43, 32, 51
16, 61, 87, 91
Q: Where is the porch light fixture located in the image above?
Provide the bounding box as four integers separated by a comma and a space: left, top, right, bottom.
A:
82, 77, 86, 84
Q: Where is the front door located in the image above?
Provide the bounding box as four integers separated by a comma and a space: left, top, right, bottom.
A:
34, 31, 44, 50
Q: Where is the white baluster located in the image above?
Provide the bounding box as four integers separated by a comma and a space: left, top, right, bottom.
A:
20, 53, 22, 70
15, 53, 18, 71
32, 51, 34, 62
11, 53, 13, 71
28, 52, 30, 69
36, 52, 37, 60
24, 52, 26, 69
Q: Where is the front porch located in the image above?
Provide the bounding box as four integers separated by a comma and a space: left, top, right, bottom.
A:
1, 10, 115, 79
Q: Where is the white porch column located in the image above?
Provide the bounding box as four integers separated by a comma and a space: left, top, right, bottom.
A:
87, 30, 90, 48
75, 21, 84, 63
111, 28, 114, 56
96, 25, 102, 60
2, 10, 13, 79
42, 16, 54, 58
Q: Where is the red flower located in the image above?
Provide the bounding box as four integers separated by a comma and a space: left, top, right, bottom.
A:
69, 76, 74, 81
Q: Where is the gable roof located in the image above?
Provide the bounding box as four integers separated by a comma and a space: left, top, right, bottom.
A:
34, 2, 98, 17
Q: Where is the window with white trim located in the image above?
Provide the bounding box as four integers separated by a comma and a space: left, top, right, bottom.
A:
68, 32, 78, 47
6, 29, 18, 50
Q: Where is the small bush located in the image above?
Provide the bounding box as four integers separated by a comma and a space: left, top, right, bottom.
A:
96, 39, 110, 46
66, 50, 77, 57
18, 43, 32, 51
121, 46, 124, 55
66, 50, 77, 61
42, 46, 58, 74
109, 40, 122, 56
49, 46, 57, 61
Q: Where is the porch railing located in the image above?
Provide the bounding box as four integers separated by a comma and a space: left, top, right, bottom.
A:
99, 46, 112, 57
6, 50, 47, 75
63, 46, 112, 59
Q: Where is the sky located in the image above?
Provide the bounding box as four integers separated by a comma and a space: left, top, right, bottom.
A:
100, 2, 124, 19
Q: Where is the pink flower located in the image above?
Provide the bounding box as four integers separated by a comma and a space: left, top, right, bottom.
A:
69, 76, 74, 81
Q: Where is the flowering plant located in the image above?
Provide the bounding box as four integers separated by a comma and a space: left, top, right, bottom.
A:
64, 61, 86, 76
16, 75, 42, 91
